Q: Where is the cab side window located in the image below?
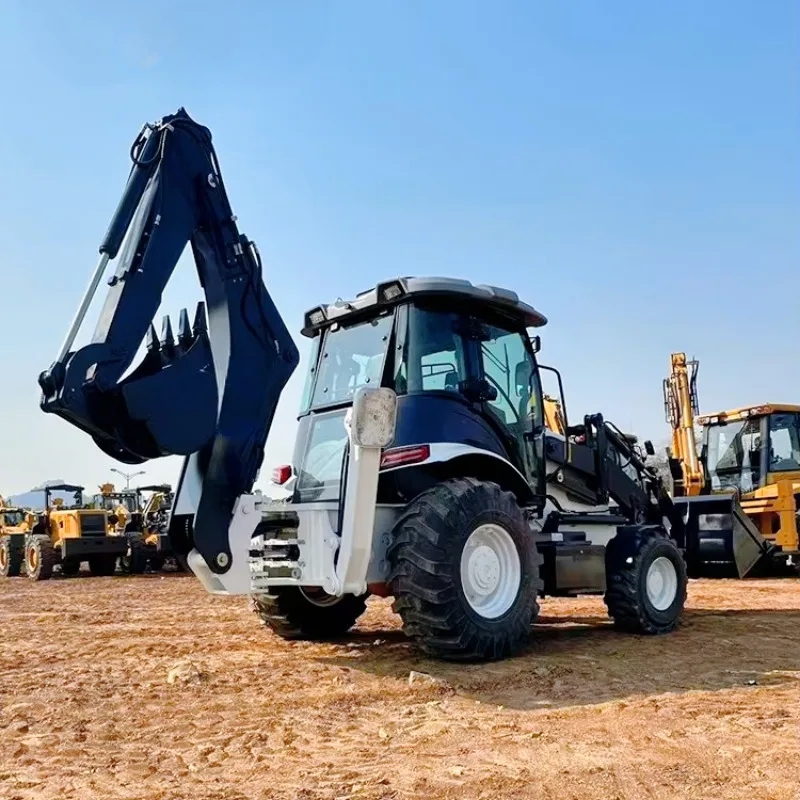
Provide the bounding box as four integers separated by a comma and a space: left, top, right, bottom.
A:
480, 325, 535, 429
768, 413, 800, 472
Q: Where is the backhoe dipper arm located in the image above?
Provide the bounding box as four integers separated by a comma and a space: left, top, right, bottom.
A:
662, 352, 704, 496
38, 108, 299, 574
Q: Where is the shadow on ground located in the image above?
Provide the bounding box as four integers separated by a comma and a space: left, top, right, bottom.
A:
314, 607, 800, 710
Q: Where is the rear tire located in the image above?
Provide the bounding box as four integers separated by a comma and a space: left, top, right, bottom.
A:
0, 536, 23, 577
88, 555, 117, 577
252, 588, 367, 640
26, 536, 57, 582
119, 534, 149, 575
604, 526, 687, 634
389, 478, 543, 662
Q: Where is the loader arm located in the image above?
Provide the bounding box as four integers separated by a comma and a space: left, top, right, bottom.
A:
38, 108, 299, 574
662, 352, 704, 496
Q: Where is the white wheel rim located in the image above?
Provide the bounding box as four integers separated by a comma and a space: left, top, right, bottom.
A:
646, 556, 678, 611
460, 523, 521, 619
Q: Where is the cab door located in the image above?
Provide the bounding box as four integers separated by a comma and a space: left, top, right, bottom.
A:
476, 323, 543, 492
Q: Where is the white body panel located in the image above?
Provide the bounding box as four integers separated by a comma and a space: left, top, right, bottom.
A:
205, 436, 624, 598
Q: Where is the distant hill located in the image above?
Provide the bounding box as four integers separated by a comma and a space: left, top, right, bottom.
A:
8, 480, 86, 510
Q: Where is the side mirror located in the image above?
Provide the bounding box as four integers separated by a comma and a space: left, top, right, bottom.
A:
348, 387, 397, 448
644, 440, 655, 456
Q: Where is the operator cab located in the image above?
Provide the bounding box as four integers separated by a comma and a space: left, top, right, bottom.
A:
288, 278, 549, 505
698, 405, 800, 493
93, 493, 139, 513
284, 277, 651, 515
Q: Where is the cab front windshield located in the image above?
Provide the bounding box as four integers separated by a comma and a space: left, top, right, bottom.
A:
704, 419, 761, 492
1, 510, 25, 527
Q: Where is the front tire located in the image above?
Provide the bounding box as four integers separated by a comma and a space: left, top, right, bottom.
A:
252, 588, 368, 640
119, 534, 149, 575
604, 526, 687, 635
389, 478, 543, 662
0, 536, 23, 577
26, 536, 57, 582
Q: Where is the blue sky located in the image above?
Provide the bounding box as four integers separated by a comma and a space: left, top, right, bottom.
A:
0, 0, 798, 494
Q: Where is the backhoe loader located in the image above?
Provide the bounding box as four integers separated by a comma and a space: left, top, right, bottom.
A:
663, 352, 791, 576
37, 108, 722, 661
23, 484, 123, 580
135, 484, 176, 570
0, 497, 35, 577
119, 484, 176, 573
92, 482, 151, 573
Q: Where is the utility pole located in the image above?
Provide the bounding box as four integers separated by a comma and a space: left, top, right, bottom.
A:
110, 468, 146, 490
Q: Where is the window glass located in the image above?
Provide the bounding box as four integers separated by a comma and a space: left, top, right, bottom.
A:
404, 308, 468, 394
768, 413, 800, 472
299, 336, 321, 414
480, 325, 533, 429
705, 419, 761, 492
295, 410, 350, 502
1, 510, 24, 527
310, 314, 393, 408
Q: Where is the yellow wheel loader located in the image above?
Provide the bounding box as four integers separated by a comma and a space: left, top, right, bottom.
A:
0, 498, 35, 578
663, 353, 795, 577
23, 484, 124, 580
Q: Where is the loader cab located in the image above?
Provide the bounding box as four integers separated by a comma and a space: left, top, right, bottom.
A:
289, 278, 550, 505
699, 405, 800, 493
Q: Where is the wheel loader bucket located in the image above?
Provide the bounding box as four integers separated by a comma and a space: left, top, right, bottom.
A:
674, 494, 768, 578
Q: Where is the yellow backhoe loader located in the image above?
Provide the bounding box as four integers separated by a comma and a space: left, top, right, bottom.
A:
663, 353, 793, 576
91, 482, 176, 573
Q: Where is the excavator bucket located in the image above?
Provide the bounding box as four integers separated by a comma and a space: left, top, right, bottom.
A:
37, 109, 299, 576
674, 494, 768, 578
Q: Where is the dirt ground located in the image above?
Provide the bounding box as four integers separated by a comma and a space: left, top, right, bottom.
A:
1, 575, 800, 800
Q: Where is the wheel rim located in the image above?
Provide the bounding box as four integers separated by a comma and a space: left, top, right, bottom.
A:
300, 587, 342, 607
646, 556, 678, 611
459, 523, 521, 619
27, 546, 38, 572
0, 546, 7, 570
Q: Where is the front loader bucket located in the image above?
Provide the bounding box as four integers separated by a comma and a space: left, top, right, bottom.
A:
674, 494, 768, 578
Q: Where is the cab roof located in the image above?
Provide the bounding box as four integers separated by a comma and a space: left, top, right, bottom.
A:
302, 277, 548, 337
697, 403, 800, 425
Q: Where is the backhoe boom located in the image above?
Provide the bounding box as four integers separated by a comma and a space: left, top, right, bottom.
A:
38, 108, 299, 574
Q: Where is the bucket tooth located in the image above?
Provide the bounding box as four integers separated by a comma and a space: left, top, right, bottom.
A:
177, 308, 192, 346
192, 301, 208, 337
145, 323, 160, 352
160, 315, 175, 349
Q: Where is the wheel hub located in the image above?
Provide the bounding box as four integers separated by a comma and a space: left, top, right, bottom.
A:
646, 556, 678, 611
0, 547, 7, 570
459, 523, 521, 619
28, 547, 38, 571
465, 545, 501, 596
